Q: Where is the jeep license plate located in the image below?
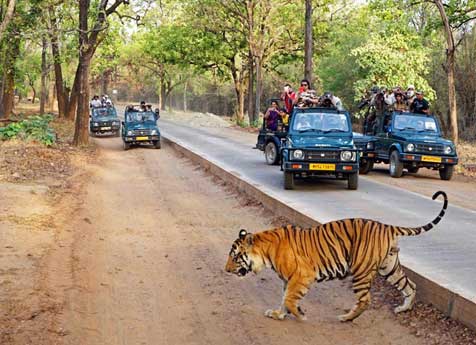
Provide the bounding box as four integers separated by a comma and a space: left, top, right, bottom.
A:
136, 136, 149, 141
310, 163, 335, 171
422, 156, 441, 163
101, 126, 111, 130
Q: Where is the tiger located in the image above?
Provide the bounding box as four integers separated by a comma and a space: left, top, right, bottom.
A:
225, 190, 447, 322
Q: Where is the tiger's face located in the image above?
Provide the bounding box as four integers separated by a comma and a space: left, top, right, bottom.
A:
225, 229, 254, 277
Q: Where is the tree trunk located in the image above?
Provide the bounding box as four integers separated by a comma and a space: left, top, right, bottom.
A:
40, 37, 48, 114
247, 50, 254, 124
0, 37, 20, 118
66, 65, 81, 120
73, 57, 91, 146
0, 0, 16, 42
31, 85, 36, 104
101, 69, 111, 95
183, 79, 188, 112
160, 77, 167, 111
435, 0, 458, 144
304, 0, 313, 84
254, 56, 262, 126
50, 11, 67, 117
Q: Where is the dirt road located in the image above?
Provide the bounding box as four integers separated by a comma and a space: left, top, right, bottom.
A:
40, 136, 468, 345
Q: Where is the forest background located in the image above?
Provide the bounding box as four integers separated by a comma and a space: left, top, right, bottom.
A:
0, 0, 475, 145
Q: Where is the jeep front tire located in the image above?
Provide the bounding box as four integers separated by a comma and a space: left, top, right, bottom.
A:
389, 150, 403, 178
284, 171, 294, 190
439, 164, 454, 181
347, 172, 358, 190
359, 160, 374, 175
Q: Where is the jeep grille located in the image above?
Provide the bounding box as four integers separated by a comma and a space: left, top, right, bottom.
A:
132, 129, 151, 136
415, 143, 444, 155
305, 150, 340, 162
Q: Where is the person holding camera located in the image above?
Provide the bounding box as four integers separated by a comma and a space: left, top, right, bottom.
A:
281, 84, 296, 114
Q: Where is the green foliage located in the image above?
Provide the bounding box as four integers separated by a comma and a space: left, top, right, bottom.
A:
351, 31, 435, 102
0, 115, 56, 146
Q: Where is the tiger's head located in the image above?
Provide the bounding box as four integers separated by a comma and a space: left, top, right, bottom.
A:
225, 229, 255, 277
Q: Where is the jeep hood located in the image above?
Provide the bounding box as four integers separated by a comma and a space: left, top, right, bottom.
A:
289, 135, 353, 148
392, 133, 452, 145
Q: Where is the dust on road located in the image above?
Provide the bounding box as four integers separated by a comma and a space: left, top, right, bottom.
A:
56, 137, 445, 345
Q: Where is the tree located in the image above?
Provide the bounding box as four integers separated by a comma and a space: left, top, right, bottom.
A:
304, 0, 313, 83
0, 0, 15, 42
73, 0, 129, 146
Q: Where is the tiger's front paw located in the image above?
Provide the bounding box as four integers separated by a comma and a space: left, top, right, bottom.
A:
264, 309, 286, 320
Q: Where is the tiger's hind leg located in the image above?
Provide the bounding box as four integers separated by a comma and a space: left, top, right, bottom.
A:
378, 246, 416, 314
338, 271, 376, 322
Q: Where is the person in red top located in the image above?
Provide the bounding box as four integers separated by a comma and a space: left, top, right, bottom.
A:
281, 84, 296, 114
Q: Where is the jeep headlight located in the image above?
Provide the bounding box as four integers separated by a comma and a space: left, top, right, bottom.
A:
292, 150, 304, 160
444, 145, 452, 154
127, 130, 133, 136
93, 122, 99, 126
151, 129, 158, 135
340, 151, 355, 161
406, 143, 415, 152
366, 141, 374, 150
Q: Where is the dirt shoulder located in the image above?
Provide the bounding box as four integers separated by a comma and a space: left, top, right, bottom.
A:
54, 137, 473, 344
0, 120, 95, 344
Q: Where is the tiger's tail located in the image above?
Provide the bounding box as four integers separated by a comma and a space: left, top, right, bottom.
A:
395, 191, 448, 236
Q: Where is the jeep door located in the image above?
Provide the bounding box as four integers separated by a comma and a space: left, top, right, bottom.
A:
375, 113, 393, 160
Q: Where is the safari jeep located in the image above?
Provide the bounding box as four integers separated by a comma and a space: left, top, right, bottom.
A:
122, 108, 161, 150
353, 132, 376, 175
281, 107, 359, 190
372, 111, 458, 180
89, 106, 121, 136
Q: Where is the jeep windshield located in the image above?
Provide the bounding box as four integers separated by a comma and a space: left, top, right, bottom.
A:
126, 112, 156, 123
393, 114, 439, 134
292, 112, 350, 133
91, 107, 117, 118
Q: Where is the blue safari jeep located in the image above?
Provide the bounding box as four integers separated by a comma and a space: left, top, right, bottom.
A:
371, 111, 458, 180
122, 107, 161, 150
89, 106, 121, 136
281, 107, 359, 190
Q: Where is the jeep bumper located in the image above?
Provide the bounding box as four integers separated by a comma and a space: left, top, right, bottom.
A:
284, 162, 358, 175
124, 135, 160, 143
90, 124, 120, 133
398, 152, 458, 166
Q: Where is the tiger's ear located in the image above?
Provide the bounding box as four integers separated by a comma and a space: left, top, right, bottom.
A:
239, 229, 247, 239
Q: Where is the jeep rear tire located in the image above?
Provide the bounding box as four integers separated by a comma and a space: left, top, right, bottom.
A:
407, 166, 419, 174
154, 140, 161, 149
359, 160, 374, 175
265, 141, 279, 165
123, 141, 130, 151
347, 172, 358, 190
115, 130, 120, 137
284, 172, 294, 190
439, 164, 454, 181
389, 150, 403, 178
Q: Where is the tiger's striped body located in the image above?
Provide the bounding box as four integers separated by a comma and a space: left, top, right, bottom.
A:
225, 191, 447, 321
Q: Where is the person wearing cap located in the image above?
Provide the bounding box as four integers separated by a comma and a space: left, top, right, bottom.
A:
410, 91, 430, 114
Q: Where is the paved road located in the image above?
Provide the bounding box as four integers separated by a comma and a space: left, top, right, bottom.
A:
160, 119, 476, 303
